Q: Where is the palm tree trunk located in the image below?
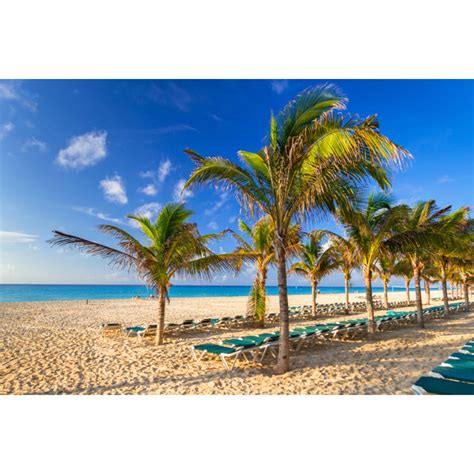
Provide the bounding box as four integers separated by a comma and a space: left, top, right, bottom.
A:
155, 288, 166, 345
344, 273, 350, 314
259, 268, 267, 328
450, 281, 455, 299
311, 277, 317, 318
405, 277, 411, 304
274, 237, 290, 375
364, 267, 376, 338
424, 279, 431, 305
463, 276, 469, 310
383, 278, 389, 310
413, 265, 424, 328
441, 274, 449, 317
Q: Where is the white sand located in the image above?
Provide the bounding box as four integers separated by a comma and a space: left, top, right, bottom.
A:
1, 290, 472, 395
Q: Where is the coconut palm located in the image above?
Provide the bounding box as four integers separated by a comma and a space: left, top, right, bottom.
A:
230, 218, 301, 327
335, 192, 407, 336
288, 231, 337, 317
184, 84, 410, 373
374, 254, 396, 309
420, 262, 438, 305
393, 258, 413, 304
393, 200, 457, 327
430, 208, 471, 315
49, 203, 235, 345
329, 236, 359, 313
455, 253, 473, 309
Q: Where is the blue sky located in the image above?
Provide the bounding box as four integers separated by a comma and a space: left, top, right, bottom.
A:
1, 79, 473, 286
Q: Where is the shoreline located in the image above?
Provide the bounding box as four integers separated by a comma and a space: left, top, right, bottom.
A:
0, 289, 426, 309
0, 286, 438, 305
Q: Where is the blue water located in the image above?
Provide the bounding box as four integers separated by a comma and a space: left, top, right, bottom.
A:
0, 284, 412, 303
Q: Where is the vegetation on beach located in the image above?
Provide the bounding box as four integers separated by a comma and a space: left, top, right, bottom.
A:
184, 84, 410, 373
49, 203, 237, 345
288, 231, 337, 318
48, 83, 473, 374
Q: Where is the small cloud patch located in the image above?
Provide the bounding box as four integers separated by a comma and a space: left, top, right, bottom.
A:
56, 131, 107, 170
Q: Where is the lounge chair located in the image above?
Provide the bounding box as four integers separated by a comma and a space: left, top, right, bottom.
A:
412, 376, 474, 395
449, 352, 474, 361
430, 366, 474, 384
440, 358, 474, 370
123, 325, 146, 336
100, 322, 122, 332
190, 343, 243, 370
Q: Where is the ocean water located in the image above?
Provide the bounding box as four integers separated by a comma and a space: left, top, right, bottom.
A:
0, 284, 412, 303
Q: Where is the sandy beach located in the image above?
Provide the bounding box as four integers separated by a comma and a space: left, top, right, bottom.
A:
1, 290, 472, 395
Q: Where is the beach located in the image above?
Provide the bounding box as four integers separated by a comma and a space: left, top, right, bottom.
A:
1, 290, 472, 395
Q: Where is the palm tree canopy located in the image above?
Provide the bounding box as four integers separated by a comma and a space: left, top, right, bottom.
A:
49, 202, 236, 297
335, 192, 407, 269
230, 217, 302, 270
184, 84, 411, 239
288, 231, 338, 281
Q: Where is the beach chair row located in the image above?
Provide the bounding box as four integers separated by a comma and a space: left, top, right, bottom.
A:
412, 340, 474, 395
191, 303, 468, 370
282, 300, 414, 320
101, 314, 251, 338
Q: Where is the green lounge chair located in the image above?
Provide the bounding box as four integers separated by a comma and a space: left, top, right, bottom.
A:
449, 352, 474, 361
440, 359, 474, 370
123, 325, 145, 336
190, 343, 242, 370
430, 366, 474, 384
412, 376, 474, 395
137, 324, 157, 339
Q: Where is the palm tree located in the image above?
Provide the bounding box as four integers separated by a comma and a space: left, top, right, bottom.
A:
430, 207, 471, 316
420, 262, 437, 305
395, 201, 455, 327
374, 254, 396, 309
184, 84, 410, 373
393, 258, 413, 304
230, 218, 300, 327
49, 203, 234, 345
288, 231, 337, 317
335, 192, 407, 336
329, 236, 359, 313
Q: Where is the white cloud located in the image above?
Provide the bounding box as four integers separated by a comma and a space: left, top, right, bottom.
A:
173, 179, 193, 203
243, 261, 256, 277
0, 82, 37, 111
0, 122, 14, 140
139, 183, 158, 196
99, 174, 128, 204
157, 158, 172, 182
22, 137, 47, 152
271, 80, 289, 94
207, 220, 218, 230
0, 231, 38, 243
56, 130, 107, 169
73, 207, 123, 224
437, 175, 454, 184
204, 191, 229, 216
139, 158, 172, 186
129, 202, 162, 227
0, 263, 15, 275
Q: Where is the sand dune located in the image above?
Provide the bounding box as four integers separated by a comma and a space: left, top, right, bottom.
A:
1, 291, 472, 395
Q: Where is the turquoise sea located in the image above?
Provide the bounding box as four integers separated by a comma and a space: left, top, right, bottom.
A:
0, 284, 412, 303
